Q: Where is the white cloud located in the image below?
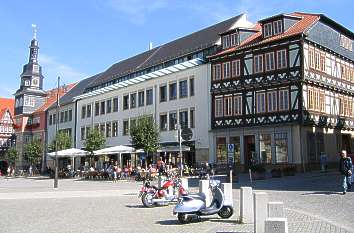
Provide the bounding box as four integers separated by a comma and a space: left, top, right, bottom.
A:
107, 0, 168, 24
39, 54, 88, 89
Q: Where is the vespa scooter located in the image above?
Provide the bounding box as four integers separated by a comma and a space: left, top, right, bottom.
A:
173, 180, 233, 223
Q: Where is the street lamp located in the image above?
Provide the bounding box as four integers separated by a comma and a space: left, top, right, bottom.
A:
54, 76, 60, 188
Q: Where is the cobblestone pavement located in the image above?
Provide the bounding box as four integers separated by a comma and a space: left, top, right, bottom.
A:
0, 172, 353, 233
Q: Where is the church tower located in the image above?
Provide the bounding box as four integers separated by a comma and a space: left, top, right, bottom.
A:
14, 25, 46, 115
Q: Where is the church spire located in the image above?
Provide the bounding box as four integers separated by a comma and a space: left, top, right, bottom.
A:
29, 24, 39, 63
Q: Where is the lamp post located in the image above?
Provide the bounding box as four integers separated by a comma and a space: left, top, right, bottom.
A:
54, 76, 60, 188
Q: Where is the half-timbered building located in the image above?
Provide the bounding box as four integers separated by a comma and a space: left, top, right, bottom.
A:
0, 98, 15, 173
209, 12, 354, 171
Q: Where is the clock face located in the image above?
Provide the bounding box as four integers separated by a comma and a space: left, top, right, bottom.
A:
32, 78, 39, 86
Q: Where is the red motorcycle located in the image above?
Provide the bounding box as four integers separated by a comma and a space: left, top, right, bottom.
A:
139, 175, 187, 208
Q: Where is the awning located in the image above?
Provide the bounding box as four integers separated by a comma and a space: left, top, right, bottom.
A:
93, 145, 135, 155
47, 148, 89, 158
157, 145, 191, 153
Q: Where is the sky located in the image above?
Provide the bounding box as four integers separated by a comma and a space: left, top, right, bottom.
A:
0, 0, 353, 97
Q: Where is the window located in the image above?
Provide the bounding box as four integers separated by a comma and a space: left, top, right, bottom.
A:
189, 77, 195, 96
275, 132, 288, 163
265, 52, 275, 71
213, 64, 221, 80
94, 124, 99, 132
231, 60, 241, 77
160, 114, 167, 131
314, 50, 320, 70
123, 120, 129, 136
279, 89, 289, 111
230, 33, 238, 46
223, 62, 231, 79
224, 96, 233, 117
308, 88, 314, 110
169, 83, 177, 100
216, 137, 227, 163
113, 97, 119, 112
277, 49, 287, 69
49, 115, 53, 125
260, 134, 272, 164
340, 34, 353, 51
264, 23, 272, 37
60, 112, 64, 123
229, 136, 241, 164
123, 95, 129, 110
100, 101, 105, 115
24, 80, 30, 86
106, 122, 111, 138
254, 55, 263, 73
256, 93, 266, 113
130, 119, 136, 130
106, 99, 112, 113
87, 104, 92, 118
138, 91, 144, 107
169, 112, 177, 130
64, 111, 68, 122
160, 85, 167, 102
215, 97, 223, 118
179, 80, 188, 98
146, 88, 153, 105
179, 110, 188, 129
68, 110, 72, 122
24, 96, 35, 107
53, 114, 56, 124
100, 124, 105, 136
234, 95, 242, 115
86, 127, 91, 139
81, 106, 86, 119
95, 102, 99, 116
81, 127, 85, 140
130, 93, 136, 109
112, 121, 118, 137
320, 53, 325, 72
267, 91, 277, 112
273, 20, 283, 35
308, 47, 315, 69
190, 108, 195, 128
222, 35, 230, 49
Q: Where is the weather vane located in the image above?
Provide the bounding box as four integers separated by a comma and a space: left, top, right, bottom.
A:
31, 24, 37, 39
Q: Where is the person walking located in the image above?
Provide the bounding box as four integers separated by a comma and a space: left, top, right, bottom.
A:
339, 150, 353, 195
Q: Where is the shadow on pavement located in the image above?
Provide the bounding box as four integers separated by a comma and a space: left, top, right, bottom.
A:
301, 191, 341, 195
125, 204, 146, 208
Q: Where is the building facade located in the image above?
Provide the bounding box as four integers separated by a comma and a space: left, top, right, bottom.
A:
0, 98, 15, 173
209, 12, 354, 171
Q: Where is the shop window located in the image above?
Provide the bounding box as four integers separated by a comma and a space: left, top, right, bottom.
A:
229, 136, 241, 164
216, 137, 227, 163
260, 134, 272, 164
275, 132, 288, 163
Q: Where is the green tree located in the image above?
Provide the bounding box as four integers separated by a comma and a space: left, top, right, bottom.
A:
48, 132, 72, 152
5, 147, 18, 167
24, 139, 43, 166
130, 115, 160, 160
84, 128, 105, 166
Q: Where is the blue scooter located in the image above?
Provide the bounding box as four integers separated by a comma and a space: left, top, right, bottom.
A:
173, 179, 233, 224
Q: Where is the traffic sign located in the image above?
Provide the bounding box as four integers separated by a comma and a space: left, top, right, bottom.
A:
227, 144, 235, 153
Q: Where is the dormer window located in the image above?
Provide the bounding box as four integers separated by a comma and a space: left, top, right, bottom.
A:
273, 20, 283, 35
340, 34, 353, 51
222, 35, 230, 49
230, 33, 238, 46
264, 23, 272, 38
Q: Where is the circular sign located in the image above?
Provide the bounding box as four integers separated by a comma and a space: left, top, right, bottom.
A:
181, 128, 193, 141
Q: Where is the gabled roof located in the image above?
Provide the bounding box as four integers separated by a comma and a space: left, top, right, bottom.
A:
34, 83, 77, 113
0, 98, 15, 117
209, 12, 320, 58
48, 73, 101, 110
87, 14, 245, 89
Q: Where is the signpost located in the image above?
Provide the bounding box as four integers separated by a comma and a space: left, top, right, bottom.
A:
227, 143, 234, 183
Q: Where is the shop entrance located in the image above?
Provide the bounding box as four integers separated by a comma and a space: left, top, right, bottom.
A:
342, 134, 351, 153
244, 135, 256, 171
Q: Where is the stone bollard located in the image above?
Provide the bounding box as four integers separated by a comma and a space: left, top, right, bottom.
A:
180, 177, 189, 191
221, 183, 233, 206
240, 187, 253, 223
268, 202, 285, 218
254, 192, 268, 233
264, 218, 288, 233
199, 180, 211, 206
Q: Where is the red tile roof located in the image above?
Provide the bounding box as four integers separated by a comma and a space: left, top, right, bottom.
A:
0, 97, 15, 117
34, 83, 77, 113
209, 12, 320, 58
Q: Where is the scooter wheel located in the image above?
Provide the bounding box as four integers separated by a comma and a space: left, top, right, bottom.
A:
177, 213, 190, 224
141, 192, 154, 208
218, 206, 233, 219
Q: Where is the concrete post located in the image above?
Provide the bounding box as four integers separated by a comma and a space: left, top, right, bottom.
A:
199, 180, 210, 206
254, 192, 268, 233
180, 177, 188, 191
268, 202, 285, 218
265, 218, 288, 233
240, 187, 253, 223
221, 183, 233, 206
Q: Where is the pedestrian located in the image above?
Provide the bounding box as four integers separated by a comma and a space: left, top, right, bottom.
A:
339, 150, 352, 195
29, 165, 33, 177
